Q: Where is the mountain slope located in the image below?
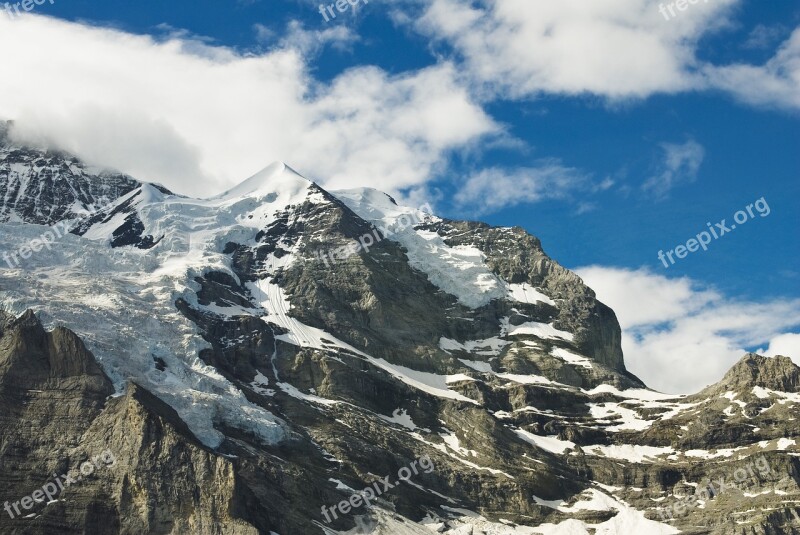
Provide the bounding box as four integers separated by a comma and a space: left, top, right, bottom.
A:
0, 138, 798, 534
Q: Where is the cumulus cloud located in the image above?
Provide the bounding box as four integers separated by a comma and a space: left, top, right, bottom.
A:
760, 333, 800, 359
741, 24, 788, 50
575, 266, 800, 394
396, 0, 738, 100
703, 27, 800, 110
0, 15, 498, 197
0, 2, 797, 211
642, 140, 705, 199
270, 21, 360, 55
394, 0, 800, 110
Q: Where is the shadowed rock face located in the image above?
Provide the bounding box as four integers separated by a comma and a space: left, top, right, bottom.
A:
0, 312, 323, 534
0, 124, 139, 226
419, 219, 631, 376
0, 140, 798, 534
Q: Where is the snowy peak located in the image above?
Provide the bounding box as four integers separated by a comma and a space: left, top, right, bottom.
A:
68, 159, 330, 254
215, 161, 312, 201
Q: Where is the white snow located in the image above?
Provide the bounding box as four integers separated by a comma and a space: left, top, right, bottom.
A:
588, 402, 653, 431
514, 429, 575, 454
457, 358, 494, 373
0, 224, 287, 449
506, 283, 555, 306
408, 432, 514, 479
683, 448, 740, 459
440, 430, 478, 457
753, 386, 772, 399
530, 489, 679, 534
582, 444, 676, 463
753, 386, 800, 404
502, 317, 574, 341
379, 409, 417, 430
445, 373, 476, 384
584, 384, 680, 402
439, 336, 510, 356
276, 380, 339, 406
392, 228, 504, 309
551, 347, 593, 369
498, 373, 555, 386
251, 370, 274, 396
214, 161, 317, 204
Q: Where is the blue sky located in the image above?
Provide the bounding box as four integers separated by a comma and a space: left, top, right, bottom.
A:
0, 0, 798, 392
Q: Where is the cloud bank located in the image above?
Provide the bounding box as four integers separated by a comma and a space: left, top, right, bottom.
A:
576, 266, 800, 394
398, 0, 800, 110
0, 15, 498, 197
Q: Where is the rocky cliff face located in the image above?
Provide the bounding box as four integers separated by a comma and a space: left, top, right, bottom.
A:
0, 141, 798, 534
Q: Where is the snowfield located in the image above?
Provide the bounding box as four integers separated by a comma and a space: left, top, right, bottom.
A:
0, 162, 319, 448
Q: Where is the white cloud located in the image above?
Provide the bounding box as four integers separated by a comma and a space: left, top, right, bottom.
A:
0, 15, 498, 197
453, 161, 589, 214
703, 27, 800, 110
741, 24, 788, 50
395, 0, 800, 110
760, 333, 800, 359
575, 266, 800, 394
271, 21, 360, 55
399, 0, 737, 100
642, 140, 705, 199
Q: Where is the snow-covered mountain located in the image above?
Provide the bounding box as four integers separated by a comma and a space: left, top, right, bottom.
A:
0, 129, 798, 534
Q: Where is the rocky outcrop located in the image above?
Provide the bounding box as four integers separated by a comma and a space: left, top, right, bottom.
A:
0, 312, 259, 534
423, 220, 631, 377
700, 353, 800, 395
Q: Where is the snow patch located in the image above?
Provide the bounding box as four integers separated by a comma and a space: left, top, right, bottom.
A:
506, 283, 555, 306
551, 347, 593, 369
502, 317, 574, 341
514, 429, 575, 454
379, 409, 417, 430
582, 444, 675, 463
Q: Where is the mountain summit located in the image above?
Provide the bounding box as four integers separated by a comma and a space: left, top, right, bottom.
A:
215, 161, 311, 200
